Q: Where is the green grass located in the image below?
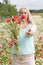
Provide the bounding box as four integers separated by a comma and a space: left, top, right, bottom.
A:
40, 13, 43, 18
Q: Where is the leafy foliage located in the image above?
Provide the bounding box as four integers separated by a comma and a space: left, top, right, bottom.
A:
0, 3, 18, 18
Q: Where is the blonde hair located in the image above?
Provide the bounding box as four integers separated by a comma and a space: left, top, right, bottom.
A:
19, 8, 35, 25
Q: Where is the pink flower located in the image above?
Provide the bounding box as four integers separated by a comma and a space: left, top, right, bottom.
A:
9, 41, 14, 48
2, 45, 6, 49
0, 50, 3, 54
39, 35, 43, 40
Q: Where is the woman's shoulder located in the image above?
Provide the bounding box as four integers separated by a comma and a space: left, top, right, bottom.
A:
28, 23, 36, 28
27, 23, 33, 28
27, 23, 37, 32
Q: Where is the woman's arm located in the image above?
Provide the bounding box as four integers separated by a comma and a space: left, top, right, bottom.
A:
26, 24, 37, 37
26, 29, 33, 37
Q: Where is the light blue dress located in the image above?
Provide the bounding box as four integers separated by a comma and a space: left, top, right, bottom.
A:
12, 24, 35, 54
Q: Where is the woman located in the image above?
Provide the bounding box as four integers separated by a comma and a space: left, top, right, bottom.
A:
12, 8, 37, 65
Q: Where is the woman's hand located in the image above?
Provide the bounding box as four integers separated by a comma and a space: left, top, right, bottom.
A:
26, 29, 33, 37
13, 39, 18, 44
10, 35, 18, 44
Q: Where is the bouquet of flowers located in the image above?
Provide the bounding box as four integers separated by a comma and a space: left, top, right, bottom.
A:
6, 15, 21, 54
6, 14, 27, 54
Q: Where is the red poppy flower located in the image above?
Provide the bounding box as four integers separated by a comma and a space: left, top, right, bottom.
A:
21, 15, 26, 19
0, 61, 2, 64
17, 19, 21, 24
39, 49, 42, 53
9, 61, 12, 64
9, 42, 13, 47
6, 18, 11, 23
14, 15, 18, 20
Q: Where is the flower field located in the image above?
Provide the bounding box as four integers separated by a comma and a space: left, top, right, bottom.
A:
0, 14, 43, 65
32, 15, 43, 65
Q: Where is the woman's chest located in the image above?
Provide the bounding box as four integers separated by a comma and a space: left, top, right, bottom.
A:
19, 27, 29, 39
19, 24, 33, 39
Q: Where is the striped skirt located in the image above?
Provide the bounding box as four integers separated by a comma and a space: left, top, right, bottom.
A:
12, 54, 35, 65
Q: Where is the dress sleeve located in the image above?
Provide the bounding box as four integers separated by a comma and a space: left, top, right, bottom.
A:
26, 24, 37, 35
31, 24, 37, 34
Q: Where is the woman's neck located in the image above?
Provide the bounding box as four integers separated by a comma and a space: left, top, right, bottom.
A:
21, 21, 28, 28
22, 19, 27, 23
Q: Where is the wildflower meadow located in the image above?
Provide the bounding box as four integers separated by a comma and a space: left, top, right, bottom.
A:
0, 14, 43, 65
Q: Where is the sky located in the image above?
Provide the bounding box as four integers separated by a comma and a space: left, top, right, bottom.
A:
0, 0, 43, 10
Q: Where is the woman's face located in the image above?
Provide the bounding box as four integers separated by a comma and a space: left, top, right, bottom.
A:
19, 9, 28, 20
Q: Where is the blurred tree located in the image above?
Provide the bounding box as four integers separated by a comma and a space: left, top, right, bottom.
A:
0, 3, 18, 18
3, 0, 10, 4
